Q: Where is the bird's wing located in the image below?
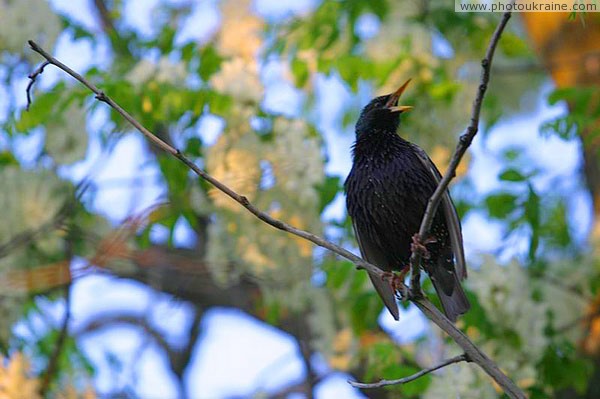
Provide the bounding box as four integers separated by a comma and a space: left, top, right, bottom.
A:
410, 144, 467, 280
352, 223, 400, 320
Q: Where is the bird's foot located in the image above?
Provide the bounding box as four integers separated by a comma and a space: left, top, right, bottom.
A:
409, 284, 425, 299
382, 269, 410, 302
411, 234, 436, 259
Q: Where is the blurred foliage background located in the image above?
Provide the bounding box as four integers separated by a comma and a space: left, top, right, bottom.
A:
1, 0, 600, 398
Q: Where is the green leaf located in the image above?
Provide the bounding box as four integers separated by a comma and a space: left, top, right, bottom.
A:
291, 58, 309, 88
349, 267, 368, 293
186, 137, 203, 157
181, 42, 197, 63
499, 32, 531, 58
387, 366, 432, 396
158, 155, 189, 200
485, 193, 518, 219
525, 184, 540, 261
540, 116, 578, 140
429, 81, 461, 101
316, 175, 341, 212
198, 45, 223, 81
207, 92, 233, 115
351, 292, 380, 332
0, 151, 18, 167
539, 343, 593, 393
499, 168, 526, 182
502, 147, 522, 161
157, 25, 176, 53
16, 83, 67, 133
542, 200, 571, 248
363, 341, 401, 381
461, 291, 496, 337
335, 55, 369, 91
325, 260, 354, 290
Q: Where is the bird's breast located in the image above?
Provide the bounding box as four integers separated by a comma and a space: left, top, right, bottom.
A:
346, 148, 436, 223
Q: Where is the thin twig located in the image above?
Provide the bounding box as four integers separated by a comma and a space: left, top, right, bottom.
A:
39, 238, 74, 396
349, 353, 468, 389
26, 60, 49, 111
39, 283, 71, 395
409, 11, 513, 294
73, 312, 171, 352
27, 31, 525, 398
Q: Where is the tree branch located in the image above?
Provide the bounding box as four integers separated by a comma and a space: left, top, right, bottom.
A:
26, 60, 49, 111
39, 282, 72, 396
74, 312, 172, 354
26, 39, 383, 280
410, 10, 513, 292
40, 238, 74, 396
349, 353, 468, 389
26, 21, 525, 398
92, 0, 117, 35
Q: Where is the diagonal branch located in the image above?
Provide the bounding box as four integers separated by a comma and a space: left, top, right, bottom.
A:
26, 24, 524, 398
410, 11, 513, 293
349, 353, 468, 389
419, 10, 513, 238
26, 39, 383, 281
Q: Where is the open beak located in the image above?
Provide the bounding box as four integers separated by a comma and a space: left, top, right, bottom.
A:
385, 78, 414, 113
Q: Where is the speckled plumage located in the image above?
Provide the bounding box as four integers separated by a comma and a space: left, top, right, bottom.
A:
345, 93, 470, 322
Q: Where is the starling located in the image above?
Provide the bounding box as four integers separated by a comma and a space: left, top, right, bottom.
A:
344, 79, 470, 322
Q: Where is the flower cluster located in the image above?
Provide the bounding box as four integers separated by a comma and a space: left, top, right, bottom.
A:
0, 0, 60, 56
0, 168, 71, 256
209, 0, 264, 103
126, 57, 187, 86
45, 101, 88, 164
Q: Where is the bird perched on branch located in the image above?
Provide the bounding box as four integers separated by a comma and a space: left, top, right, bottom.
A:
345, 79, 470, 322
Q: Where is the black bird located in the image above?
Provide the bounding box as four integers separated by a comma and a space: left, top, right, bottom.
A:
345, 79, 470, 322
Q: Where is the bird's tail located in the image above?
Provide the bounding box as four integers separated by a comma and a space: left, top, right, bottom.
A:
430, 269, 470, 322
368, 272, 400, 321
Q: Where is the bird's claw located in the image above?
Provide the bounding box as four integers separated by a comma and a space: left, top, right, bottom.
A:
411, 234, 434, 259
382, 270, 410, 302
397, 283, 410, 302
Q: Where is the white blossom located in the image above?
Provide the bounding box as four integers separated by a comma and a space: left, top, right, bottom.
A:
424, 361, 498, 399
217, 0, 264, 60
45, 101, 88, 164
0, 0, 60, 56
126, 57, 187, 86
205, 134, 261, 212
268, 118, 324, 207
210, 58, 263, 103
470, 259, 548, 360
0, 168, 71, 257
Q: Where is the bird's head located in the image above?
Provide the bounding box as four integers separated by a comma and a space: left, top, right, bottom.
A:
356, 79, 413, 136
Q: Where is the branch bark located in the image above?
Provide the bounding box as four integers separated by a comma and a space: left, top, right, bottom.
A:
409, 10, 513, 292
26, 15, 524, 397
